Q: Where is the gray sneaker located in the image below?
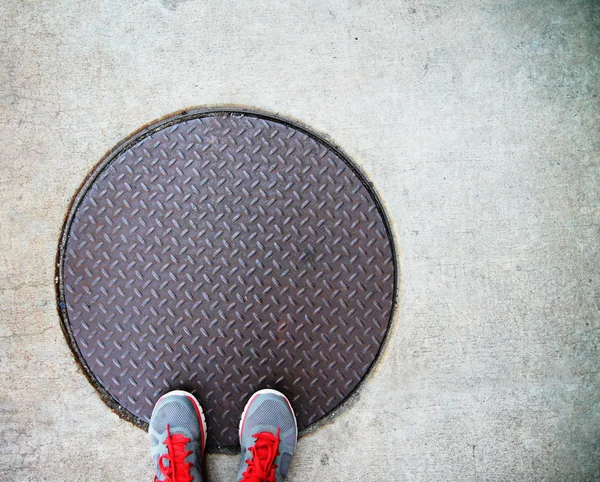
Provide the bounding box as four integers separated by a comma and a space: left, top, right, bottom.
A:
236, 389, 298, 482
149, 390, 207, 482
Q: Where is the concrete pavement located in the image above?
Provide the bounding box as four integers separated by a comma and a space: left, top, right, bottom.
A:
0, 0, 598, 480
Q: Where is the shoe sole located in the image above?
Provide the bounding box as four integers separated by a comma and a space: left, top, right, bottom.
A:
150, 390, 208, 455
238, 389, 298, 444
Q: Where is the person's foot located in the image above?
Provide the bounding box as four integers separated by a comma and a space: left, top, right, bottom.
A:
236, 389, 298, 482
149, 390, 207, 482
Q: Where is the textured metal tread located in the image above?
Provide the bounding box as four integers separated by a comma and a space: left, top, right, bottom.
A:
56, 109, 396, 449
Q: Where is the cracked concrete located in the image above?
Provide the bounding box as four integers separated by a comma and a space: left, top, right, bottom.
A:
0, 0, 599, 480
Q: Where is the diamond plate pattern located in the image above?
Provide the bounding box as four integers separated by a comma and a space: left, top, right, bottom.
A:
58, 111, 396, 448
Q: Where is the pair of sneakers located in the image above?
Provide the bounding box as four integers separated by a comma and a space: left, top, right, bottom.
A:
149, 389, 297, 482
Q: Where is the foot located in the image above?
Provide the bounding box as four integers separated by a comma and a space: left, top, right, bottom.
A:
149, 390, 207, 482
236, 389, 298, 482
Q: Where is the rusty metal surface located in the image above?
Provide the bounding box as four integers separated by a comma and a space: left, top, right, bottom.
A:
57, 109, 396, 449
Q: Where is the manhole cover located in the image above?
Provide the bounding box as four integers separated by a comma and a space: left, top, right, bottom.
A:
56, 108, 396, 449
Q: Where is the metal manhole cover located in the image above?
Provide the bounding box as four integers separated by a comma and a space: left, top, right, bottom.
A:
56, 108, 396, 449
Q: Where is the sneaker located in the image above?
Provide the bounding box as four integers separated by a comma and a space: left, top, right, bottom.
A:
149, 390, 207, 482
236, 389, 298, 482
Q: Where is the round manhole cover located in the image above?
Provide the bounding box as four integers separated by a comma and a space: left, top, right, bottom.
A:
56, 108, 397, 449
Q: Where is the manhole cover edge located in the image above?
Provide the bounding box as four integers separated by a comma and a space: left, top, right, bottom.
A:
55, 106, 400, 452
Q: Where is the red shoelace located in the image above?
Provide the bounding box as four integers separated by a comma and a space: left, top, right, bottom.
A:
241, 427, 281, 482
154, 425, 194, 482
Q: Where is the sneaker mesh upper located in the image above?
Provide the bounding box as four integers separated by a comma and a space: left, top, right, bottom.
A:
284, 432, 296, 446
246, 399, 295, 434
152, 400, 200, 439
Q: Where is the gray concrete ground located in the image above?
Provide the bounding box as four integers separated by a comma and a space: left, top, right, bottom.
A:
1, 0, 599, 480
